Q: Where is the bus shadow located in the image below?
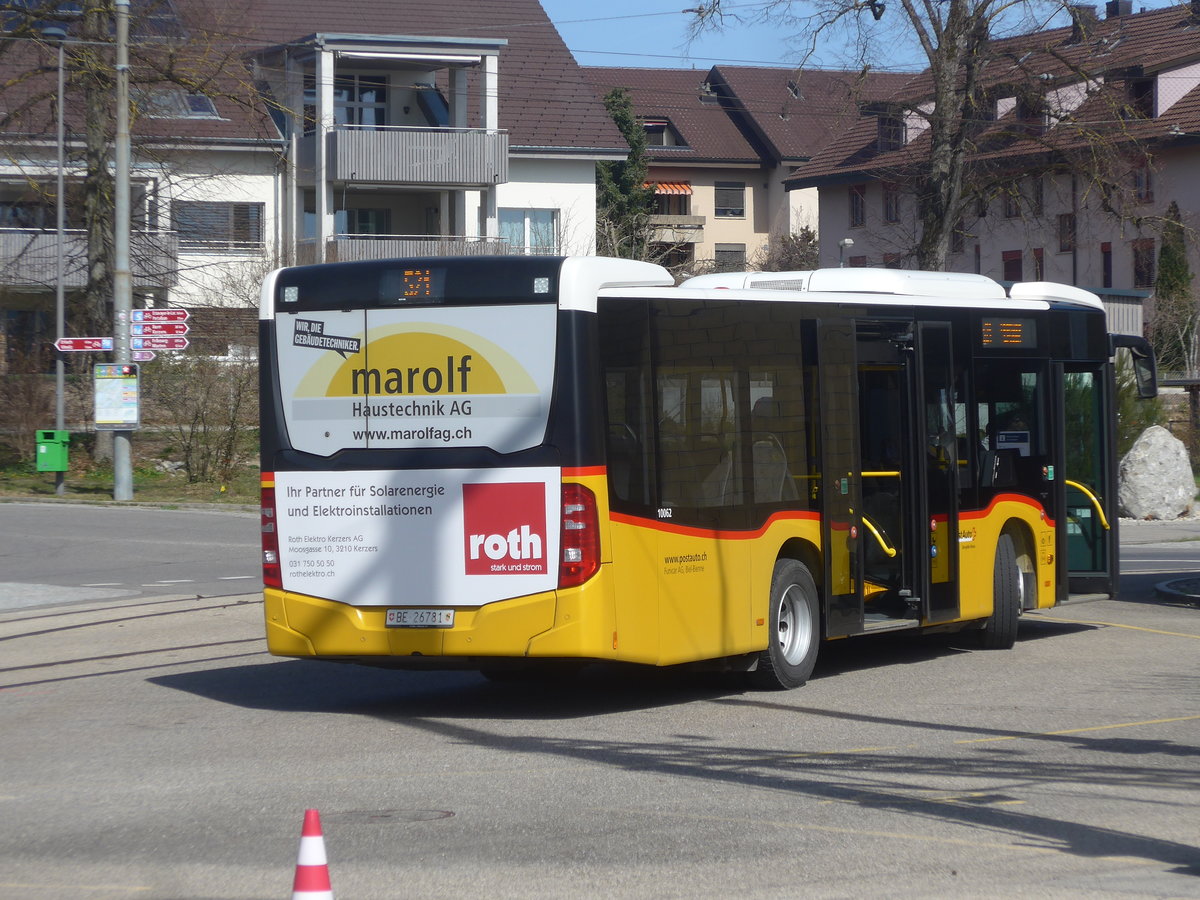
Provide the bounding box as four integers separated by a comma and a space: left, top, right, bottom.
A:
150, 617, 1093, 719
149, 657, 747, 720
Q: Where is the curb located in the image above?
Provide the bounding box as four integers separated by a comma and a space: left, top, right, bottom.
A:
1155, 579, 1200, 604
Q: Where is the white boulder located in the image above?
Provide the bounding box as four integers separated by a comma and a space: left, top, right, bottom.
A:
1118, 425, 1196, 520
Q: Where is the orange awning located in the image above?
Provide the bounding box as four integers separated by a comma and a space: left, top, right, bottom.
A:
646, 182, 692, 195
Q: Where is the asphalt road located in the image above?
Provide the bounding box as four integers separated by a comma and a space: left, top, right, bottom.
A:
0, 501, 260, 610
0, 504, 1197, 899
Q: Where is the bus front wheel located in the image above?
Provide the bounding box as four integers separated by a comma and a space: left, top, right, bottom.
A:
751, 559, 819, 689
978, 533, 1020, 649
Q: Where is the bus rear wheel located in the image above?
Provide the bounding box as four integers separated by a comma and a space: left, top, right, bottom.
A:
750, 559, 819, 690
978, 533, 1020, 649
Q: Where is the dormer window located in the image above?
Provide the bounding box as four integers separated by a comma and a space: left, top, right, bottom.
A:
642, 118, 685, 147
1124, 77, 1155, 119
1015, 93, 1048, 136
877, 113, 906, 151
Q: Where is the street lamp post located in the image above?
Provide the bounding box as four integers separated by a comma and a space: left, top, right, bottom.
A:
112, 0, 133, 501
838, 237, 854, 268
54, 41, 65, 497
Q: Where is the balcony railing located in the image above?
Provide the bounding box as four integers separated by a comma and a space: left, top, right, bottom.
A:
297, 126, 509, 187
0, 228, 179, 289
649, 214, 705, 244
296, 234, 511, 265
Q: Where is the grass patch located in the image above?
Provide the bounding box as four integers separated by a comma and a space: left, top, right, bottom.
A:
0, 463, 258, 505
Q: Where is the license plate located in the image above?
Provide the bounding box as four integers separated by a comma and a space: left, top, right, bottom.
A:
386, 608, 454, 628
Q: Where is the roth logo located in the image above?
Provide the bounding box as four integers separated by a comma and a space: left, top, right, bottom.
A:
463, 482, 547, 575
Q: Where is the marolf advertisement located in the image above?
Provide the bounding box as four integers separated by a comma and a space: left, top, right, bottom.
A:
273, 305, 561, 607
275, 467, 561, 607
275, 305, 557, 457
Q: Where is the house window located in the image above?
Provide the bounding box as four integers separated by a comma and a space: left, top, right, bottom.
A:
714, 243, 747, 270
714, 182, 745, 218
334, 74, 388, 128
975, 195, 987, 218
1031, 176, 1044, 216
849, 184, 866, 227
883, 183, 900, 224
1002, 249, 1023, 282
500, 208, 559, 255
336, 208, 392, 236
1133, 238, 1155, 288
1058, 213, 1076, 252
1003, 186, 1020, 219
883, 253, 902, 269
1132, 162, 1154, 203
950, 220, 965, 254
1033, 247, 1044, 280
877, 114, 905, 151
172, 201, 264, 251
848, 255, 868, 268
1125, 78, 1155, 119
973, 244, 981, 274
1101, 241, 1113, 288
135, 88, 220, 119
642, 119, 684, 147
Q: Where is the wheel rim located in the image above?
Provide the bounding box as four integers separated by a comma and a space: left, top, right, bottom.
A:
776, 584, 813, 665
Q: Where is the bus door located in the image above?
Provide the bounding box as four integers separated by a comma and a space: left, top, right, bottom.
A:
1056, 362, 1118, 597
820, 318, 959, 636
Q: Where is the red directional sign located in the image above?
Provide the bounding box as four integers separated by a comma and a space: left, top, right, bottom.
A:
131, 336, 189, 350
132, 309, 189, 323
131, 322, 189, 336
131, 350, 157, 362
55, 337, 113, 352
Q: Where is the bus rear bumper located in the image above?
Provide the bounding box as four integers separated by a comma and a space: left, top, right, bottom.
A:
263, 577, 619, 662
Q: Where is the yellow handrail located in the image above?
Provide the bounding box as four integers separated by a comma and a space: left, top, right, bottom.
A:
1065, 479, 1111, 531
849, 508, 898, 558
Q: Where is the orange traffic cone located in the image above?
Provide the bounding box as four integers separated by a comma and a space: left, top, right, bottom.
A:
292, 809, 333, 900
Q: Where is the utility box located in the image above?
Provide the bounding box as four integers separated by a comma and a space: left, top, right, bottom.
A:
35, 429, 70, 472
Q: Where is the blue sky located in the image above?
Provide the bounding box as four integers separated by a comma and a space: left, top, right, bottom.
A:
539, 0, 1182, 73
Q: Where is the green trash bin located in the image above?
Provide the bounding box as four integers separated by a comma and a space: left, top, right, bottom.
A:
35, 429, 70, 472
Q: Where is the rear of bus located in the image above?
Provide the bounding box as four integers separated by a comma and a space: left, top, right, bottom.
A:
259, 256, 671, 667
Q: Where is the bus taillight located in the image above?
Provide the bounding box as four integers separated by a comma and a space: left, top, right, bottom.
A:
261, 481, 281, 589
559, 483, 599, 588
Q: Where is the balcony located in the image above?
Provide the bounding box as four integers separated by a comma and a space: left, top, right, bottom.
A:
0, 228, 179, 290
649, 214, 705, 245
298, 126, 509, 187
296, 235, 511, 265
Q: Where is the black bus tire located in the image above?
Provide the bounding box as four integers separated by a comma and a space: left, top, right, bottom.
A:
750, 559, 820, 690
978, 533, 1020, 649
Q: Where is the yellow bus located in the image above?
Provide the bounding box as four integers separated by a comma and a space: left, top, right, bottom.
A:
259, 256, 1156, 688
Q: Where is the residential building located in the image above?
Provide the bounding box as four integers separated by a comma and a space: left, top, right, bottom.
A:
785, 1, 1200, 338
586, 65, 909, 273
0, 0, 625, 366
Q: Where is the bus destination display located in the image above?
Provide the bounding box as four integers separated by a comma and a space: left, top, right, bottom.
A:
980, 317, 1036, 349
401, 267, 437, 299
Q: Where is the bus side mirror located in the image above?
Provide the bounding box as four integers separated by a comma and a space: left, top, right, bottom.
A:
1112, 334, 1158, 399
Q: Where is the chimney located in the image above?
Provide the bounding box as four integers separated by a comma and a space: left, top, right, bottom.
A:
1069, 4, 1099, 41
1105, 0, 1131, 17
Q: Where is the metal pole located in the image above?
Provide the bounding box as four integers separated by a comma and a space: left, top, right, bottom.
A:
54, 42, 65, 497
112, 0, 133, 501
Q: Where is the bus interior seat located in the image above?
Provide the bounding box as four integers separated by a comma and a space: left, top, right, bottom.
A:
751, 398, 798, 503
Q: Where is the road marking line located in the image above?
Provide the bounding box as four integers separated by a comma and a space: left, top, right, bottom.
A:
955, 714, 1200, 745
81, 583, 124, 587
146, 580, 195, 584
218, 575, 256, 580
1039, 615, 1200, 639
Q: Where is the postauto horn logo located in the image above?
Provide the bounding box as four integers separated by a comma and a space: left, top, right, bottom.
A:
462, 482, 547, 576
293, 322, 538, 399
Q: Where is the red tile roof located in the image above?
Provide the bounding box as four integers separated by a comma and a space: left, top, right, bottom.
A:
786, 4, 1200, 187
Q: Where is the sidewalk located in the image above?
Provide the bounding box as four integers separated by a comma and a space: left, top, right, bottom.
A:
1120, 515, 1200, 603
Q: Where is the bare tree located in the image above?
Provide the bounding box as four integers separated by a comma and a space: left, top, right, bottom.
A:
688, 0, 1164, 271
